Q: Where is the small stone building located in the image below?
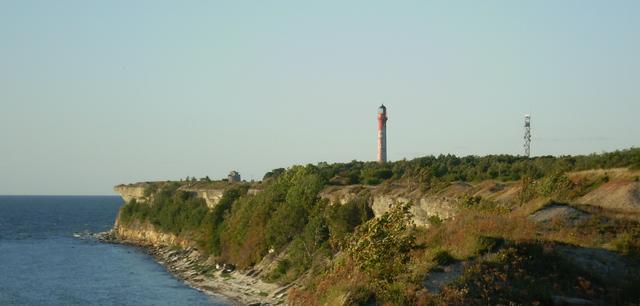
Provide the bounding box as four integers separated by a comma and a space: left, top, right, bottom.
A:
228, 170, 241, 183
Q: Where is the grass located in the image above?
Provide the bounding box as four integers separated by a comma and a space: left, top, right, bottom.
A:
612, 232, 640, 259
418, 210, 537, 260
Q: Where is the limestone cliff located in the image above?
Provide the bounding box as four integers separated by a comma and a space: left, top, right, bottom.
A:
114, 181, 499, 227
114, 184, 149, 203
113, 182, 249, 209
114, 168, 640, 229
111, 210, 286, 305
114, 182, 464, 227
318, 185, 459, 226
318, 181, 519, 226
181, 188, 224, 209
114, 216, 192, 248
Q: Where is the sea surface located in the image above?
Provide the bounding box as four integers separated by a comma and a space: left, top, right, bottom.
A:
0, 196, 230, 306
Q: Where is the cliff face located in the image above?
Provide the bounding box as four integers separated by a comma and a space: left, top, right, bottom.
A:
114, 185, 149, 203
114, 182, 469, 227
115, 220, 192, 248
182, 188, 224, 209
113, 168, 640, 230
318, 185, 459, 226
113, 183, 228, 209
111, 211, 286, 305
111, 169, 640, 306
372, 195, 457, 226
114, 182, 464, 227
318, 181, 521, 226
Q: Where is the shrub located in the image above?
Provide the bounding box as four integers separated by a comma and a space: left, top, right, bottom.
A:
441, 242, 604, 305
536, 172, 574, 200
432, 250, 456, 266
613, 233, 640, 259
326, 196, 374, 248
473, 236, 504, 255
428, 215, 443, 226
346, 202, 416, 286
459, 195, 506, 213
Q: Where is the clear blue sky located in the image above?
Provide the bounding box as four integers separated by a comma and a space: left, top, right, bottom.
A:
1, 1, 638, 195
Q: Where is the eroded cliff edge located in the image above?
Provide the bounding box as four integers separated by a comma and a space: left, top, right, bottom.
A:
111, 162, 640, 305
115, 180, 470, 227
111, 202, 287, 305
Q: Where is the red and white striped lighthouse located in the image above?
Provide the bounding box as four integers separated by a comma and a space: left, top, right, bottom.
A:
377, 104, 388, 163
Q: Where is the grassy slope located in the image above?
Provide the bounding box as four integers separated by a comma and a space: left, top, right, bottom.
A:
116, 149, 640, 306
292, 168, 640, 305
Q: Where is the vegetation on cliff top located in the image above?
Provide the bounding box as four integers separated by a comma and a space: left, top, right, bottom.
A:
119, 165, 375, 283
118, 148, 640, 305
317, 147, 640, 187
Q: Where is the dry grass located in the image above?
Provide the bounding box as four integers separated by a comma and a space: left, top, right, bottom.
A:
292, 169, 640, 305
417, 210, 537, 260
567, 167, 640, 181
288, 256, 375, 306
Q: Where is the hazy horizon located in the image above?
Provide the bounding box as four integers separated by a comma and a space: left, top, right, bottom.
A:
2, 1, 639, 195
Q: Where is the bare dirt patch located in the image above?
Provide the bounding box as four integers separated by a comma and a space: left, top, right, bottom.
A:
529, 204, 591, 225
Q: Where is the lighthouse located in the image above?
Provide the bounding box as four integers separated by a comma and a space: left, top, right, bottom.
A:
377, 104, 388, 163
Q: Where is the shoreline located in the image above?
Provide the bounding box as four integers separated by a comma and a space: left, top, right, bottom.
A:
97, 231, 287, 306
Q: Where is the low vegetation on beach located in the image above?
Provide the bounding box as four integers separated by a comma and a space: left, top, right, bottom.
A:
117, 148, 640, 305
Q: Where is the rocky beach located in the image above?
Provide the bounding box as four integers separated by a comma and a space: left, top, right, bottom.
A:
98, 231, 287, 306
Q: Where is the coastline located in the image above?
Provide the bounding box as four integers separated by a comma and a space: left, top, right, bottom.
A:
98, 231, 288, 306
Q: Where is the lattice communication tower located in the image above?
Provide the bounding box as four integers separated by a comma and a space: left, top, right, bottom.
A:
524, 114, 531, 158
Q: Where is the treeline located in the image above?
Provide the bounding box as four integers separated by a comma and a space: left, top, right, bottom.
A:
290, 147, 640, 187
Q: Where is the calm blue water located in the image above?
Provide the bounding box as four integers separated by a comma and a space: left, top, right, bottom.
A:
0, 196, 230, 306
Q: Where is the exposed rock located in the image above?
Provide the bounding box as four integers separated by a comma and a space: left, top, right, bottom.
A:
114, 183, 260, 210
555, 245, 639, 284
247, 188, 261, 196
181, 188, 224, 209
422, 262, 464, 294
528, 204, 590, 225
112, 220, 285, 305
114, 184, 149, 203
115, 220, 192, 249
577, 180, 640, 215
372, 194, 458, 227
552, 295, 594, 306
319, 184, 458, 226
318, 185, 373, 205
472, 180, 519, 203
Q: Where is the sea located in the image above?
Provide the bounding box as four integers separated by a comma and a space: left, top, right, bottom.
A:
0, 195, 230, 306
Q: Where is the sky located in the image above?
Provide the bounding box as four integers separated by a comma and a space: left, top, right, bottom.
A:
1, 1, 639, 195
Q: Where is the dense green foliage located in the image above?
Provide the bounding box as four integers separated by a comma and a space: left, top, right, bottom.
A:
117, 148, 640, 305
217, 165, 374, 283
119, 183, 246, 252
318, 148, 640, 187
120, 148, 639, 261
201, 187, 246, 255
119, 165, 374, 283
120, 183, 209, 235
